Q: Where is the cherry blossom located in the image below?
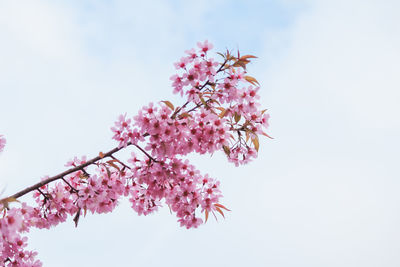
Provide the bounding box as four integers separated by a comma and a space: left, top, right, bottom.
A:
197, 40, 213, 55
0, 41, 271, 266
0, 135, 6, 153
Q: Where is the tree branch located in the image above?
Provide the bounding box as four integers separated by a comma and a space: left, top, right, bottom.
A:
2, 145, 127, 201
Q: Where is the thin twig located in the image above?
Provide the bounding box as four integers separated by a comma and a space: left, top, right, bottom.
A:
171, 59, 228, 119
61, 177, 78, 193
133, 144, 158, 162
109, 155, 132, 170
36, 188, 48, 199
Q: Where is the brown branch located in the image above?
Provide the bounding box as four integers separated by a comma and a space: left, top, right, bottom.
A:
109, 155, 131, 170
36, 188, 48, 199
2, 59, 230, 203
171, 58, 229, 119
171, 100, 190, 119
186, 99, 213, 114
61, 177, 78, 193
2, 145, 128, 201
133, 144, 158, 162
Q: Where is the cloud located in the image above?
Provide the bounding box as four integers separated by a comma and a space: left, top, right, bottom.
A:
255, 0, 400, 266
1, 0, 399, 266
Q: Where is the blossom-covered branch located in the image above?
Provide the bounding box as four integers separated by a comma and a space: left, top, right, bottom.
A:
0, 41, 270, 266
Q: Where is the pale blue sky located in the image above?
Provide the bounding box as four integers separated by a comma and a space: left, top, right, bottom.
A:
65, 0, 303, 58
1, 1, 400, 266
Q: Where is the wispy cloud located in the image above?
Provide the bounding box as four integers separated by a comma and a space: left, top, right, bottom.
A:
1, 0, 398, 266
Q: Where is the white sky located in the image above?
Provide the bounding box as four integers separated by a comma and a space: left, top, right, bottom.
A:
1, 0, 400, 266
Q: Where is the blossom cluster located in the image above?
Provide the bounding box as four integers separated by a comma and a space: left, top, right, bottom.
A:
127, 155, 223, 228
0, 135, 5, 153
0, 156, 223, 265
0, 205, 42, 267
0, 41, 270, 266
169, 41, 270, 165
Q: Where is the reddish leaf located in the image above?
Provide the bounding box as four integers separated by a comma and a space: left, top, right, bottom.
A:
4, 197, 19, 203
209, 98, 221, 106
244, 76, 259, 86
223, 145, 231, 156
215, 203, 231, 211
261, 131, 274, 139
106, 161, 121, 172
200, 97, 208, 107
205, 209, 209, 223
73, 209, 81, 228
252, 136, 260, 152
0, 197, 20, 210
178, 113, 192, 119
233, 60, 248, 69
246, 130, 250, 142
240, 55, 257, 60
203, 91, 215, 95
218, 108, 227, 118
216, 52, 225, 59
234, 112, 241, 123
79, 173, 88, 179
215, 207, 225, 218
242, 120, 250, 128
105, 166, 111, 178
161, 101, 175, 111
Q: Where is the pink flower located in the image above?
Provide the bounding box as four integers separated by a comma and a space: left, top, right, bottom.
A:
182, 68, 200, 86
1, 41, 270, 265
174, 57, 190, 70
197, 40, 213, 55
170, 74, 184, 96
0, 135, 6, 153
185, 48, 197, 61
